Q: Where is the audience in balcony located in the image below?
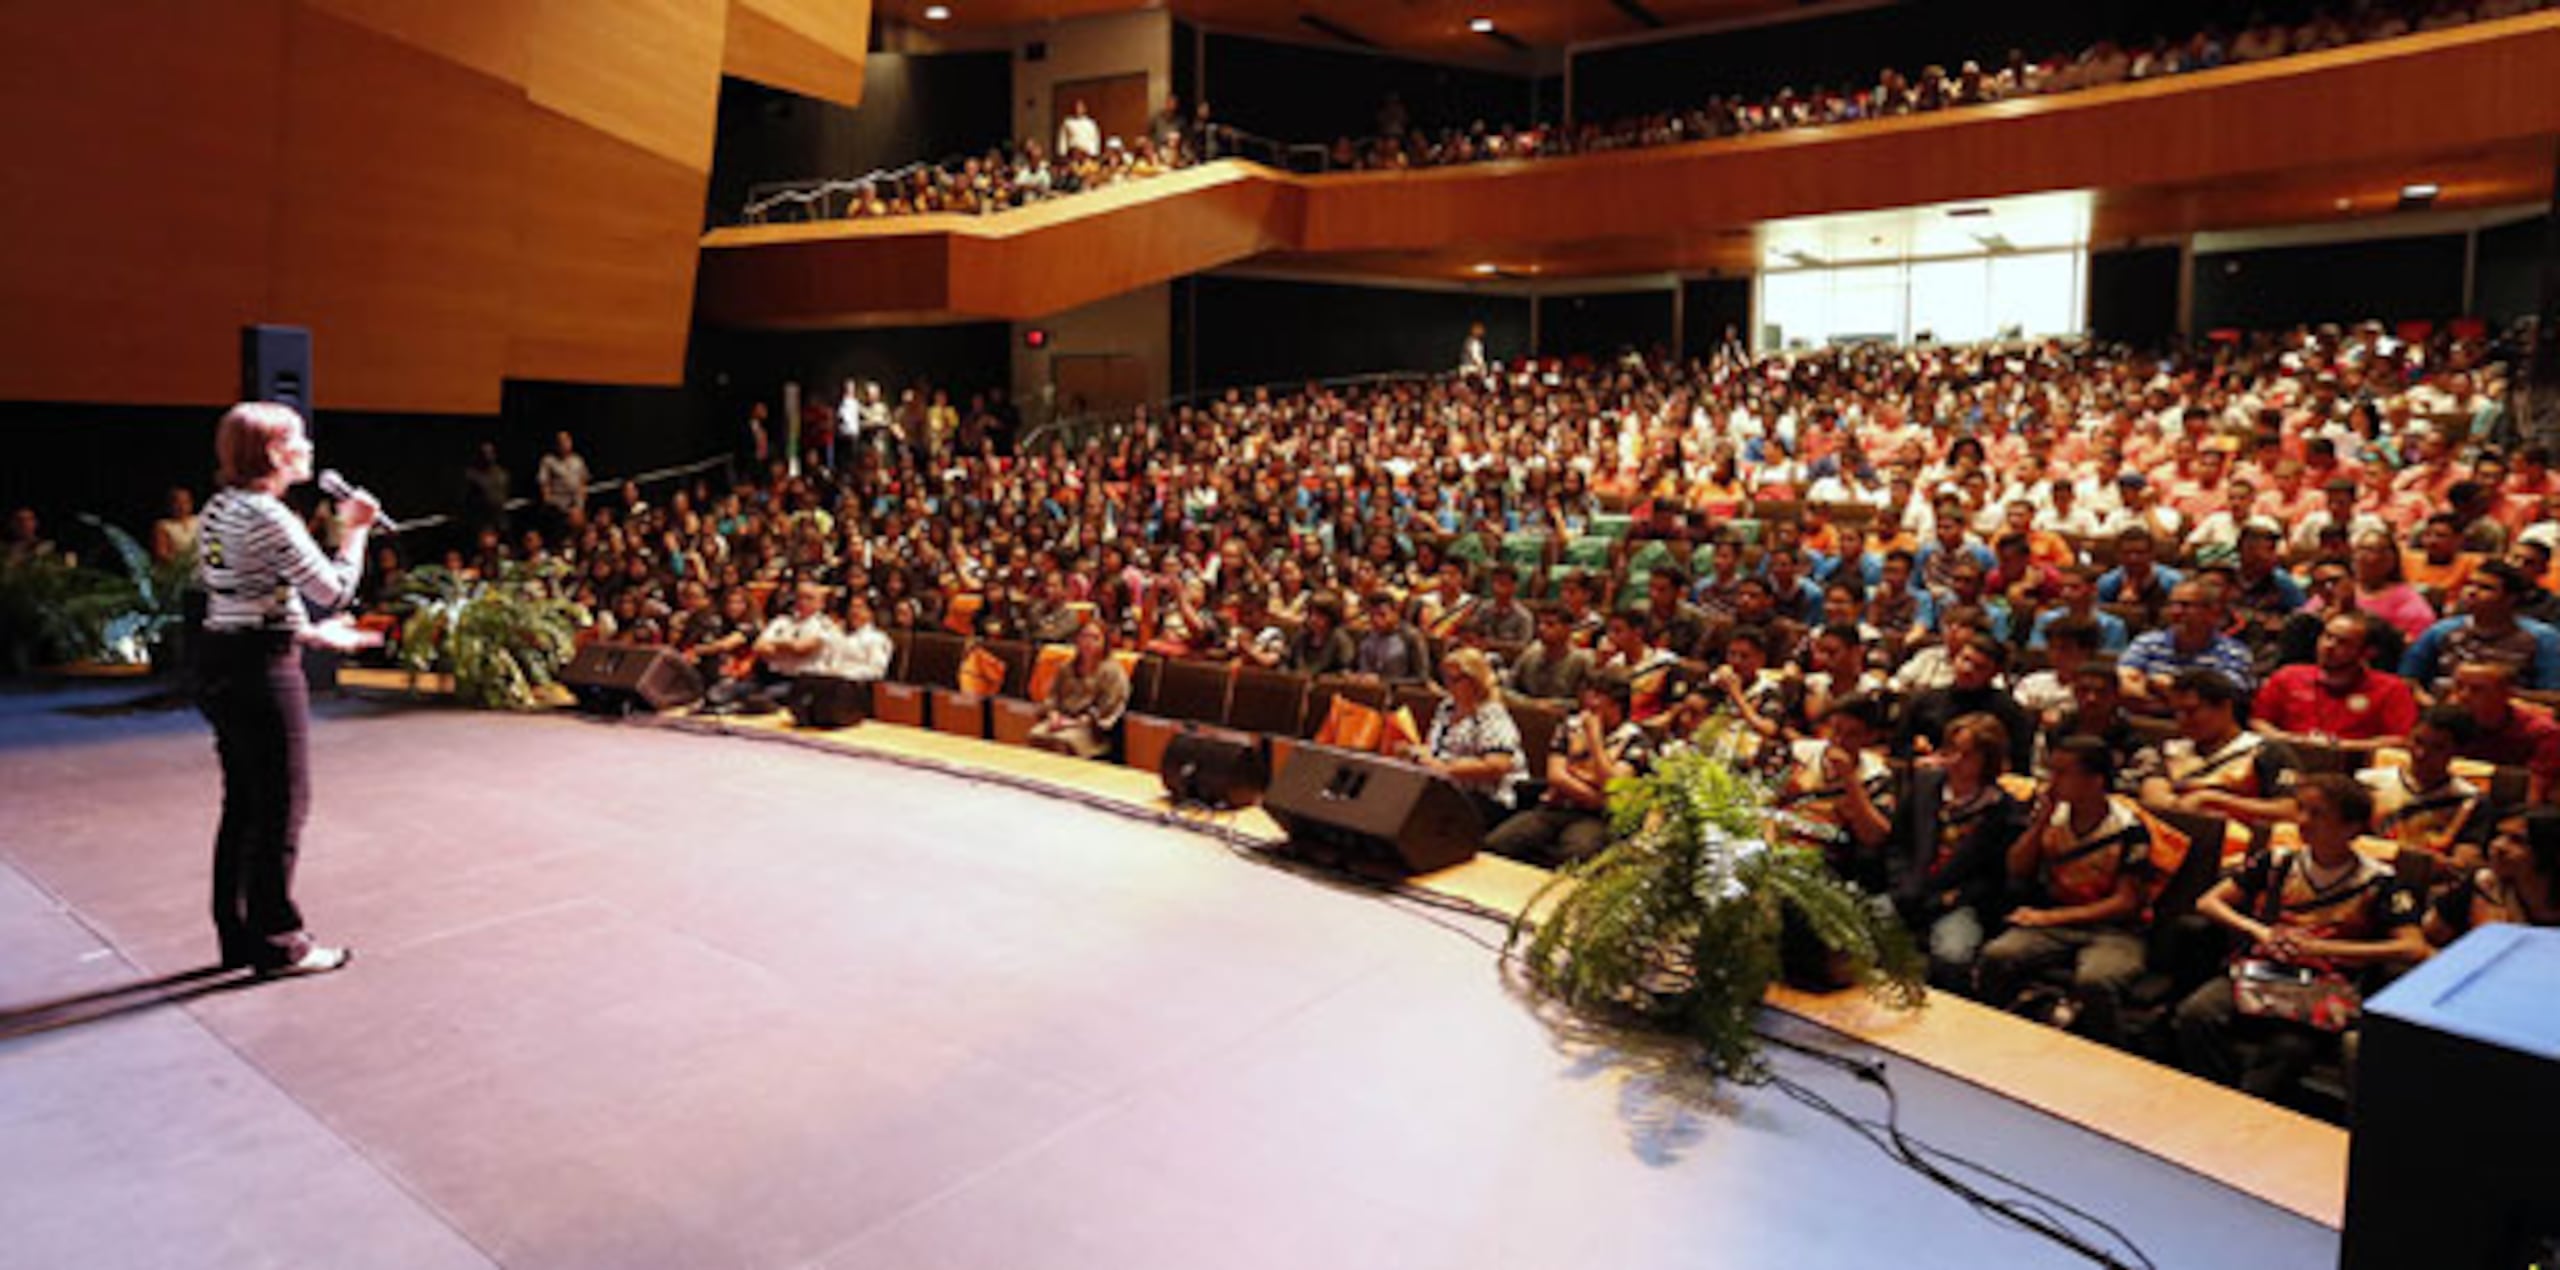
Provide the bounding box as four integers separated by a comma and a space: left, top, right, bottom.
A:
749, 0, 2548, 223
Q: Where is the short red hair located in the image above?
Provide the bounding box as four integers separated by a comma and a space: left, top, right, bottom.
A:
214, 402, 303, 489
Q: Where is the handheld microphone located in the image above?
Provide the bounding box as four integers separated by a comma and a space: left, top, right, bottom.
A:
316, 469, 401, 533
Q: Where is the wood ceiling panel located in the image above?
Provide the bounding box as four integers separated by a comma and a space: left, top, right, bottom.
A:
724, 0, 875, 109
528, 0, 729, 170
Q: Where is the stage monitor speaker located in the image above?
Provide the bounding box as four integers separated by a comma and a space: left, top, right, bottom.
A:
786, 676, 872, 729
1162, 729, 1268, 809
561, 642, 702, 714
2342, 925, 2560, 1270
1263, 744, 1481, 874
241, 325, 313, 423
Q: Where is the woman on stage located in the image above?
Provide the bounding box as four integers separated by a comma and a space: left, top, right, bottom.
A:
195, 402, 379, 975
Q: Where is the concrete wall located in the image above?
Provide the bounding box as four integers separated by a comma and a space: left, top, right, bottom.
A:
1010, 9, 1172, 151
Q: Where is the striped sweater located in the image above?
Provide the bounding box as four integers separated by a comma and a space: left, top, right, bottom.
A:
196, 488, 358, 632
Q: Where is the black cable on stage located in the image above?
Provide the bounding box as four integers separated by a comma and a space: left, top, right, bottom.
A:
1749, 1030, 2160, 1270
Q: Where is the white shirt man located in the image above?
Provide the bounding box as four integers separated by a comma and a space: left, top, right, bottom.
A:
1057, 102, 1102, 159
756, 584, 843, 678
827, 601, 895, 681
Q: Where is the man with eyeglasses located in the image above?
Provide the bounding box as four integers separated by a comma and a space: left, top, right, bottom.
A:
2119, 581, 2255, 711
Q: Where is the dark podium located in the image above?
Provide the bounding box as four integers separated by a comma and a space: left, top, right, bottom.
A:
2341, 925, 2559, 1270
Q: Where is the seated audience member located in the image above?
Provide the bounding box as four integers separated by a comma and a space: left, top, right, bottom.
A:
1891, 603, 1988, 695
2342, 529, 2438, 643
1770, 692, 1899, 988
1895, 632, 2033, 772
2358, 705, 2482, 864
2096, 526, 2185, 630
1485, 674, 1653, 866
1705, 624, 1791, 756
1770, 692, 1897, 889
1597, 610, 1687, 723
1799, 620, 1886, 736
2400, 512, 2479, 607
829, 594, 896, 681
1399, 649, 1528, 826
1353, 589, 1433, 682
2121, 581, 2257, 708
2507, 537, 2560, 627
1640, 566, 1710, 658
680, 585, 758, 683
2139, 668, 2299, 831
2175, 774, 2426, 1098
2029, 565, 2127, 652
2014, 617, 2097, 730
2424, 806, 2560, 946
1287, 593, 1359, 677
714, 580, 842, 711
2046, 654, 2146, 784
2399, 560, 2560, 697
2446, 660, 2560, 802
1028, 622, 1128, 759
1475, 566, 1537, 644
1977, 736, 2153, 1038
1892, 713, 2030, 992
1506, 607, 1594, 702
2251, 612, 2418, 750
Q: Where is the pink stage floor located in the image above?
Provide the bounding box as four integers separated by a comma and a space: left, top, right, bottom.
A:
0, 688, 2333, 1269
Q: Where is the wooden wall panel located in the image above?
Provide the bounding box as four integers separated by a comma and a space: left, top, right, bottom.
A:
269, 4, 524, 415
0, 0, 289, 406
509, 108, 706, 386
698, 13, 2560, 327
0, 0, 757, 414
724, 0, 872, 110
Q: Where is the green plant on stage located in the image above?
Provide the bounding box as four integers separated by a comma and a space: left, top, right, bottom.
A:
76, 515, 192, 666
0, 517, 188, 673
1510, 718, 1926, 1080
389, 560, 588, 710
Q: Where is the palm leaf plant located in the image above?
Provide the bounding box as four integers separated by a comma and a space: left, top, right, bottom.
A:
1511, 718, 1926, 1080
389, 560, 588, 710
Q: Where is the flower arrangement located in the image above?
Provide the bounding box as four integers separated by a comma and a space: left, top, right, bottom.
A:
1511, 720, 1926, 1078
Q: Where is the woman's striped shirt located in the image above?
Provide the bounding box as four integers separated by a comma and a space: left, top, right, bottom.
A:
196, 488, 358, 632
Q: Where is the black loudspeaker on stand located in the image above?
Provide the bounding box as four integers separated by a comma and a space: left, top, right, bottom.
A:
1161, 729, 1268, 809
561, 643, 703, 714
1262, 744, 1482, 874
241, 325, 313, 422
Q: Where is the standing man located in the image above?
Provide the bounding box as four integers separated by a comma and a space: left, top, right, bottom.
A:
535, 430, 589, 537
1057, 99, 1102, 160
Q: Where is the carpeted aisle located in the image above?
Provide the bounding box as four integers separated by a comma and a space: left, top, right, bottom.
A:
0, 693, 2335, 1269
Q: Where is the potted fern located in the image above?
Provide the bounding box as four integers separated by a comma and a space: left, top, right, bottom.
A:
389, 560, 588, 710
1511, 722, 1925, 1079
0, 517, 188, 675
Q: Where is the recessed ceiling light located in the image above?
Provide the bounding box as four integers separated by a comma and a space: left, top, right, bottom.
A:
1469, 16, 1496, 33
923, 4, 951, 19
1472, 262, 1499, 274
2400, 182, 2440, 201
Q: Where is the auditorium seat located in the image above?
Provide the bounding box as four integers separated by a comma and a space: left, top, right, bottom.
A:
1228, 665, 1309, 738
1124, 658, 1232, 774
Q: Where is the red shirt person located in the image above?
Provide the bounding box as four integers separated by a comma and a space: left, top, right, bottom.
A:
2252, 612, 2419, 748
